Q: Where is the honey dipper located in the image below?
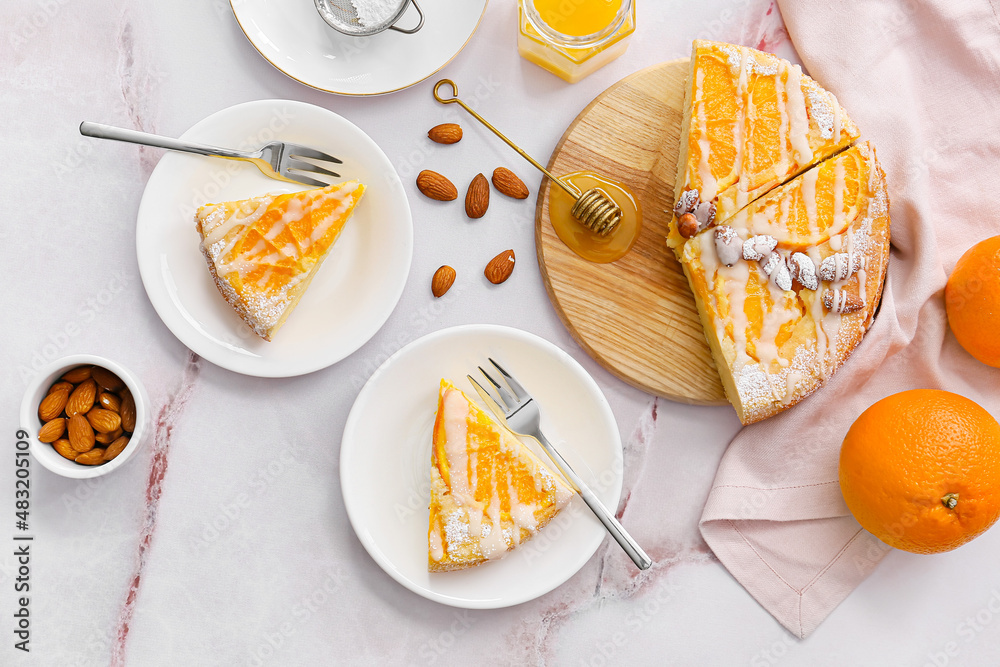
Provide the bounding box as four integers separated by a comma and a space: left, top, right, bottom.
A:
432, 79, 622, 236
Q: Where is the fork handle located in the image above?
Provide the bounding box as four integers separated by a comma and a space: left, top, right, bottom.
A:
535, 432, 652, 570
79, 121, 251, 160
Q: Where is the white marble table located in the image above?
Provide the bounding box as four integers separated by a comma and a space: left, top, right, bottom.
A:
4, 1, 1000, 664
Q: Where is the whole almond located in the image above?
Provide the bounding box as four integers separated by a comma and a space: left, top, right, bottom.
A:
91, 366, 124, 392
39, 389, 69, 422
61, 366, 92, 383
65, 379, 97, 417
103, 436, 130, 461
120, 391, 137, 433
492, 168, 530, 199
431, 265, 457, 298
38, 418, 66, 443
53, 439, 77, 461
75, 448, 106, 466
484, 249, 516, 285
87, 408, 121, 434
48, 381, 73, 395
95, 427, 124, 445
416, 170, 458, 201
67, 414, 95, 452
465, 173, 490, 219
427, 123, 463, 144
99, 392, 122, 413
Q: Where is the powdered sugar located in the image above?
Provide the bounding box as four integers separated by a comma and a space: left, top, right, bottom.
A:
350, 0, 401, 27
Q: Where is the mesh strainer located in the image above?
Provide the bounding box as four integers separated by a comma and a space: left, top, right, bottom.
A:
314, 0, 424, 36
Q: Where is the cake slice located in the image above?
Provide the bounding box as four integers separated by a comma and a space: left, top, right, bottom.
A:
195, 180, 365, 341
668, 40, 859, 252
428, 380, 574, 572
679, 141, 890, 424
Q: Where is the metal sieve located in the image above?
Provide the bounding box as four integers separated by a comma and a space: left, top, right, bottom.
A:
314, 0, 424, 36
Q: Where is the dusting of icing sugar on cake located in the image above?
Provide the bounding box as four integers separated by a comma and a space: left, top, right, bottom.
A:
804, 84, 835, 140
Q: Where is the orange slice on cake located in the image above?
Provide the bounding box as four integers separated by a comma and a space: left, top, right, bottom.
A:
428, 380, 573, 572
195, 180, 365, 341
679, 141, 890, 424
668, 40, 859, 250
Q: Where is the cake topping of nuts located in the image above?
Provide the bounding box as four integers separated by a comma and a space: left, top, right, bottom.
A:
673, 189, 700, 216
742, 234, 778, 262
714, 226, 742, 266
678, 213, 700, 239
788, 252, 819, 290
819, 251, 862, 282
761, 251, 793, 291
822, 288, 864, 314
694, 200, 716, 227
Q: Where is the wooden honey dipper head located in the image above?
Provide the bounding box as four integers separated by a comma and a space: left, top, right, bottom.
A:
433, 78, 623, 238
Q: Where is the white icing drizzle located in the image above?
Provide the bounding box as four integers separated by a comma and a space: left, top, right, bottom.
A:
694, 67, 718, 201
783, 63, 813, 165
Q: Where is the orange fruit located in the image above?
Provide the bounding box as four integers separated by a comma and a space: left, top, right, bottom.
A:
839, 389, 1000, 554
945, 236, 1000, 367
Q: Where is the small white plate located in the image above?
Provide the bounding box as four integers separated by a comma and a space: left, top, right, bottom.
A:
136, 99, 412, 377
231, 0, 489, 96
341, 325, 623, 608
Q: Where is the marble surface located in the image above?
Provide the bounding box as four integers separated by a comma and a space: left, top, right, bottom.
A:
3, 0, 1000, 664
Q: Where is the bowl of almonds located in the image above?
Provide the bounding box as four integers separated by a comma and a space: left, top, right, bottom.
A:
20, 355, 150, 478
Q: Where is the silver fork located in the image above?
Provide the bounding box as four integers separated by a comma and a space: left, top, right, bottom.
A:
79, 121, 342, 188
469, 359, 653, 570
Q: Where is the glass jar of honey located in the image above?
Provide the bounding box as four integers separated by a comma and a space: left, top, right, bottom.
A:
517, 0, 636, 84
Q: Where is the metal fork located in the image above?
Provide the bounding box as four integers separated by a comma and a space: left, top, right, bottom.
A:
469, 359, 652, 570
79, 121, 342, 188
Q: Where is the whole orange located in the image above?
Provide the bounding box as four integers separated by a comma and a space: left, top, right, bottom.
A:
839, 389, 1000, 554
945, 235, 1000, 367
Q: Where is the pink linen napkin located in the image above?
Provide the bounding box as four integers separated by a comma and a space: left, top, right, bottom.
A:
699, 0, 1000, 638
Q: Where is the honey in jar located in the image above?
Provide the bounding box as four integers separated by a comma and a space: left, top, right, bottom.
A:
517, 0, 636, 84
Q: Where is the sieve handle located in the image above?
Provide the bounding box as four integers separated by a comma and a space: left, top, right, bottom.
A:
388, 0, 424, 34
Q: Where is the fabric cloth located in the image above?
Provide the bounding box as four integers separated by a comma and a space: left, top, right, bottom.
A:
700, 0, 1000, 638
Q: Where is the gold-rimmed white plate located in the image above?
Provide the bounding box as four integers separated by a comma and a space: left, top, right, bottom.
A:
230, 0, 489, 96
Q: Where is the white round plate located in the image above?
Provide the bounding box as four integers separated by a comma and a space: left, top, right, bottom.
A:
136, 99, 412, 377
231, 0, 489, 96
341, 324, 623, 608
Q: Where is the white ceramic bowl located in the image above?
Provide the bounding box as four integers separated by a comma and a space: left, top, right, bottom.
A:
20, 355, 151, 479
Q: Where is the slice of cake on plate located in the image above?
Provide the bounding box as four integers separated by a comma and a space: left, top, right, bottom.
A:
668, 40, 859, 251
195, 180, 365, 341
679, 141, 890, 424
428, 380, 573, 572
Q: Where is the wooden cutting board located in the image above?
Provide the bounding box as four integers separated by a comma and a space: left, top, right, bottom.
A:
535, 59, 727, 405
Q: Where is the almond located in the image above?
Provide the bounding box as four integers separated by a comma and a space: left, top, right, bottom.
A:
53, 439, 77, 461
91, 366, 124, 392
48, 381, 73, 395
491, 168, 530, 199
465, 173, 490, 219
431, 265, 456, 298
75, 448, 106, 466
99, 392, 121, 413
87, 408, 121, 434
416, 170, 458, 201
65, 379, 97, 417
38, 418, 66, 443
120, 391, 136, 433
678, 213, 699, 239
102, 436, 130, 462
61, 366, 92, 383
67, 414, 95, 453
95, 427, 123, 445
39, 389, 69, 422
484, 249, 516, 285
427, 123, 463, 144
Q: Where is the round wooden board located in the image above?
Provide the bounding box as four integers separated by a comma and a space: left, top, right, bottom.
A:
536, 60, 727, 405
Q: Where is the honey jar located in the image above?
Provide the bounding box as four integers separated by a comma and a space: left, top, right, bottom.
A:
517, 0, 636, 84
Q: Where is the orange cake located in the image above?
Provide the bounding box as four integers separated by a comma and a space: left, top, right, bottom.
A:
668, 40, 859, 250
195, 181, 365, 341
679, 141, 890, 424
428, 380, 573, 572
